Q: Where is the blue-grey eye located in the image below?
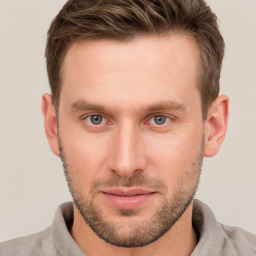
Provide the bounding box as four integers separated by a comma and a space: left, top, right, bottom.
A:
86, 115, 105, 125
151, 115, 170, 125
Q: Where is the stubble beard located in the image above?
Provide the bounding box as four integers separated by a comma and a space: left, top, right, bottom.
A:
59, 138, 204, 248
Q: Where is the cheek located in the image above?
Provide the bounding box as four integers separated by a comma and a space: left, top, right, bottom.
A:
59, 127, 110, 190
145, 131, 203, 182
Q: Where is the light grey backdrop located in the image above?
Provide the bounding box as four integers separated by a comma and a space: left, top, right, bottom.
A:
0, 0, 255, 242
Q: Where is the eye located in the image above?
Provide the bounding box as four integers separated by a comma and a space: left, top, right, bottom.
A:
149, 115, 171, 125
85, 115, 106, 125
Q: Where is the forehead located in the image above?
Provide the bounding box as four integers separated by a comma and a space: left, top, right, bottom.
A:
63, 33, 200, 76
60, 34, 201, 111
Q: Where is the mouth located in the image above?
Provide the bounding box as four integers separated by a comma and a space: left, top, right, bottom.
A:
101, 188, 157, 210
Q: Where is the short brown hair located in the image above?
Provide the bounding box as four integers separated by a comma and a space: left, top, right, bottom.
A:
45, 0, 224, 119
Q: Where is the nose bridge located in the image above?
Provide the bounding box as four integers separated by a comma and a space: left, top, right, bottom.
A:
109, 120, 146, 177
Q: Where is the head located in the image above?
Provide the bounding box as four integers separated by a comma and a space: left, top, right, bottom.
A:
42, 0, 228, 249
45, 0, 225, 119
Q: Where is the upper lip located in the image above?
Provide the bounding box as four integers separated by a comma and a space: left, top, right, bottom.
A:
101, 187, 156, 196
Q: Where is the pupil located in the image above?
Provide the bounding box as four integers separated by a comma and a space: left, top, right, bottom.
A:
154, 116, 166, 125
91, 115, 102, 125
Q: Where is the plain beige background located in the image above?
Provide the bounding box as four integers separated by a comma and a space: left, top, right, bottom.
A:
0, 0, 255, 243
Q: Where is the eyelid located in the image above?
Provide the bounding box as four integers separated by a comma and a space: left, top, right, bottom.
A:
146, 113, 174, 121
80, 112, 174, 127
80, 113, 114, 129
85, 115, 106, 125
81, 112, 103, 120
152, 116, 169, 124
80, 113, 103, 122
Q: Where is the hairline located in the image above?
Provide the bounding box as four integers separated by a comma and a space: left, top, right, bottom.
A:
54, 30, 208, 119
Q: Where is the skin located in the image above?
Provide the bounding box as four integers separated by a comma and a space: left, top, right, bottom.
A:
42, 34, 229, 256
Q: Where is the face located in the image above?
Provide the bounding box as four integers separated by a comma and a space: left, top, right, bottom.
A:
57, 34, 205, 247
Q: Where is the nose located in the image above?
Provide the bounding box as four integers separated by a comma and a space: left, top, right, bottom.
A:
108, 121, 148, 178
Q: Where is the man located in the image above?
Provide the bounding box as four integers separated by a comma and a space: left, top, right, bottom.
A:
1, 0, 255, 255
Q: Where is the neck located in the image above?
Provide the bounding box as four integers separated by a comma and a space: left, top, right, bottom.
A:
70, 201, 198, 256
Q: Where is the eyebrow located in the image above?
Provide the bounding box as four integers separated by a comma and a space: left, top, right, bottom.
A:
143, 101, 187, 113
70, 99, 187, 114
71, 100, 107, 113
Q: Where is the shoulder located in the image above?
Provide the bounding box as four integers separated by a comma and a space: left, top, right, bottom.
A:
192, 199, 256, 255
220, 223, 256, 254
0, 226, 58, 256
0, 202, 74, 256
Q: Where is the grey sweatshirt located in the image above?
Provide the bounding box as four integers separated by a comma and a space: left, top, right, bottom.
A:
1, 200, 256, 256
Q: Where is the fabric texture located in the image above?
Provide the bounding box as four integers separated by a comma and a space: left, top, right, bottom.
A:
1, 200, 256, 256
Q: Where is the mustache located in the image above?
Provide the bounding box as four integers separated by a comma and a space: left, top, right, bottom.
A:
91, 172, 167, 192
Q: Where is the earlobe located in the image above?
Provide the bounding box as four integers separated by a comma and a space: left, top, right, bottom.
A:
41, 93, 60, 157
204, 95, 229, 157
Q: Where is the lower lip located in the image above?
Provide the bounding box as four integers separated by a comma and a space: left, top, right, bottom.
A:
102, 192, 156, 209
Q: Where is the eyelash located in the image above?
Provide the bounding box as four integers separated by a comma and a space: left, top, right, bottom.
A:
147, 115, 172, 126
81, 113, 174, 128
82, 114, 110, 129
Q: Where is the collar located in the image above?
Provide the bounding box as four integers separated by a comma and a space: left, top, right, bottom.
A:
51, 200, 233, 256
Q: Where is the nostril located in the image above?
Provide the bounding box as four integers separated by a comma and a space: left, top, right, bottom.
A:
134, 169, 143, 174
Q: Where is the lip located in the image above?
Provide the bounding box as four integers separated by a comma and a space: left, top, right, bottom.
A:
101, 187, 156, 209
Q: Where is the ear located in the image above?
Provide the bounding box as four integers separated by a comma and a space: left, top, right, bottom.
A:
204, 95, 229, 157
41, 93, 60, 157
